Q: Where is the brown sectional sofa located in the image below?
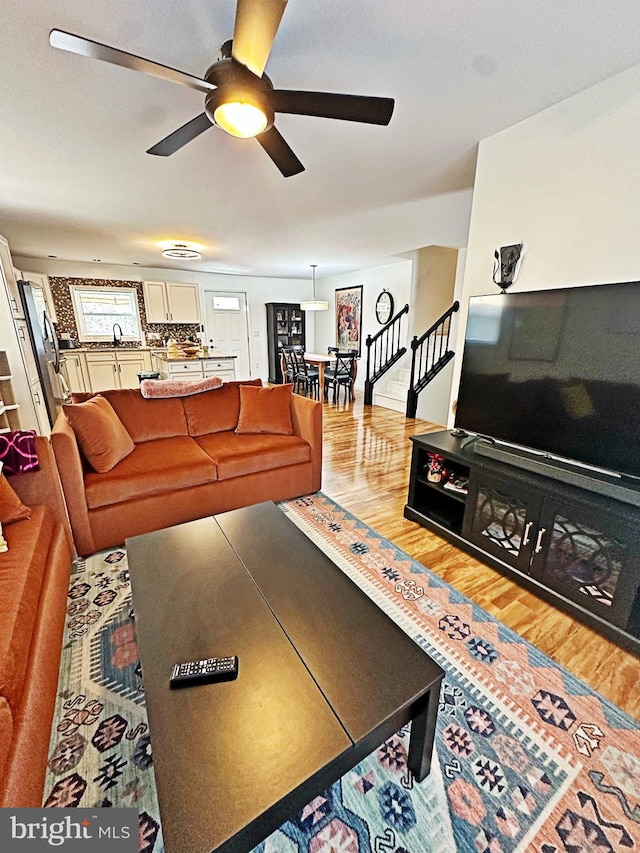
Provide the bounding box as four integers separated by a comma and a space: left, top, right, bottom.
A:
0, 437, 73, 807
51, 381, 322, 556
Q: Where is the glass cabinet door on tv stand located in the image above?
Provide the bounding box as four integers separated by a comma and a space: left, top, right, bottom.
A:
529, 497, 640, 631
463, 471, 542, 575
266, 303, 306, 384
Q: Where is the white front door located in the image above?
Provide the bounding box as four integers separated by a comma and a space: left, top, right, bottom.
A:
204, 291, 251, 380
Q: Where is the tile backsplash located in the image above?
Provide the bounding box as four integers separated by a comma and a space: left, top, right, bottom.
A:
49, 277, 201, 348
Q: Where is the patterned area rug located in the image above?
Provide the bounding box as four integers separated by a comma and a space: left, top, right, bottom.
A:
43, 493, 640, 853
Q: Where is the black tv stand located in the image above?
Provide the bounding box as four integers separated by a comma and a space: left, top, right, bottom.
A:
472, 439, 640, 509
404, 430, 640, 656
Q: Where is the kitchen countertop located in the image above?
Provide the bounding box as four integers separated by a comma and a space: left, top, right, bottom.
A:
151, 350, 237, 362
67, 346, 163, 353
62, 347, 236, 360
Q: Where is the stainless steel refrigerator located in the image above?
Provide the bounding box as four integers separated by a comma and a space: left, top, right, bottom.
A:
18, 279, 66, 427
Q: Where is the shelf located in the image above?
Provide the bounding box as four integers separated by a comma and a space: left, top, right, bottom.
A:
416, 475, 467, 504
411, 485, 465, 534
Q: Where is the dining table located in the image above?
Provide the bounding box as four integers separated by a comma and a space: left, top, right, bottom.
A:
293, 352, 358, 401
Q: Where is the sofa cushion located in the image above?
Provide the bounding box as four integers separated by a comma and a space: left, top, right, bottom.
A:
84, 436, 218, 509
236, 383, 294, 435
73, 389, 188, 443
0, 470, 31, 524
0, 505, 53, 710
183, 379, 263, 436
195, 432, 310, 480
63, 395, 135, 473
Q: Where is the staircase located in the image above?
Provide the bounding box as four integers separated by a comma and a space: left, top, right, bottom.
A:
366, 301, 460, 420
372, 362, 412, 412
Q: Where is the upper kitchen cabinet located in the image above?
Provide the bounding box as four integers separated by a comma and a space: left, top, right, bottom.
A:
0, 236, 24, 319
143, 281, 201, 324
18, 271, 57, 322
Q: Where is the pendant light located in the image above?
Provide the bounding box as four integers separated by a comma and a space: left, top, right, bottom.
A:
300, 264, 328, 311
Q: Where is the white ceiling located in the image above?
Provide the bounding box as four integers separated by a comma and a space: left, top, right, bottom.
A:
2, 0, 640, 279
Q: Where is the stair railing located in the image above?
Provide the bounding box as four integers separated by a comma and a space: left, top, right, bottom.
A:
406, 301, 460, 418
364, 303, 409, 405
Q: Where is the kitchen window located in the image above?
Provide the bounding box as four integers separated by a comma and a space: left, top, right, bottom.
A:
70, 285, 142, 343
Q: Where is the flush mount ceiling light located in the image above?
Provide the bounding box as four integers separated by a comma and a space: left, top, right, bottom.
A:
161, 241, 202, 260
300, 264, 328, 312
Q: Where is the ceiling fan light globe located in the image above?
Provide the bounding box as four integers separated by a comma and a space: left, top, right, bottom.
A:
214, 101, 268, 138
206, 84, 273, 139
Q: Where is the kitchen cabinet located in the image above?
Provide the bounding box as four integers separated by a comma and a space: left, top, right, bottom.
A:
405, 429, 640, 655
150, 352, 236, 381
14, 319, 40, 386
85, 350, 151, 392
118, 351, 150, 387
18, 270, 57, 322
61, 352, 87, 393
202, 358, 236, 381
0, 238, 25, 320
85, 353, 116, 393
30, 379, 50, 435
143, 281, 201, 324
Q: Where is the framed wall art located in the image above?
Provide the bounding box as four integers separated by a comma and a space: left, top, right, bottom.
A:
335, 285, 363, 355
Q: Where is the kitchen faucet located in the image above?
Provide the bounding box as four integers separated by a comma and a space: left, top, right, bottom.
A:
112, 323, 123, 346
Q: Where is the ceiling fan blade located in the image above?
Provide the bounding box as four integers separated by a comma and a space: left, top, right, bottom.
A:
256, 126, 304, 177
49, 29, 215, 94
232, 0, 288, 77
147, 113, 213, 157
273, 91, 395, 125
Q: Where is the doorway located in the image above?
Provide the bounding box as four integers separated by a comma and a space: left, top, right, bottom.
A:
203, 290, 251, 380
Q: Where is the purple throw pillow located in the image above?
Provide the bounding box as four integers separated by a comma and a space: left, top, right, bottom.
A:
0, 430, 40, 476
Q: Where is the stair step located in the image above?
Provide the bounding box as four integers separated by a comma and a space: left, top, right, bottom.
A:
373, 391, 406, 413
386, 380, 407, 397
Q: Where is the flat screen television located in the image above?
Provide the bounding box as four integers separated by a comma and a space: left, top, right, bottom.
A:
454, 281, 640, 480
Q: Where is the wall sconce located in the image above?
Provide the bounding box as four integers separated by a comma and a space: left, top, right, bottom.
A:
493, 243, 523, 292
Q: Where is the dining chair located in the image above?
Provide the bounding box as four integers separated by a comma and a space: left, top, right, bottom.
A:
292, 349, 320, 399
280, 346, 297, 384
324, 351, 357, 403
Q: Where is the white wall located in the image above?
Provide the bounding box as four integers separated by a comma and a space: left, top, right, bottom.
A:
450, 60, 640, 424
13, 257, 311, 381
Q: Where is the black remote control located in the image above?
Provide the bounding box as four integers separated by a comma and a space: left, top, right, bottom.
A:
169, 656, 238, 687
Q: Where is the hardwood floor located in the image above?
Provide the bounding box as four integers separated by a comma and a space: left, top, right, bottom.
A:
319, 395, 640, 721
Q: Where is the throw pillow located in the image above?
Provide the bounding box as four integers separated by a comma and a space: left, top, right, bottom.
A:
0, 429, 40, 475
183, 379, 263, 436
63, 394, 135, 473
0, 463, 31, 524
235, 383, 294, 435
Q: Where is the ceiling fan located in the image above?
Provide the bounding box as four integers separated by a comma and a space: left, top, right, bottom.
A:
49, 0, 394, 177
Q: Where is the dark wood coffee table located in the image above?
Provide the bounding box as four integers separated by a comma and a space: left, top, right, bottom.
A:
127, 501, 444, 853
